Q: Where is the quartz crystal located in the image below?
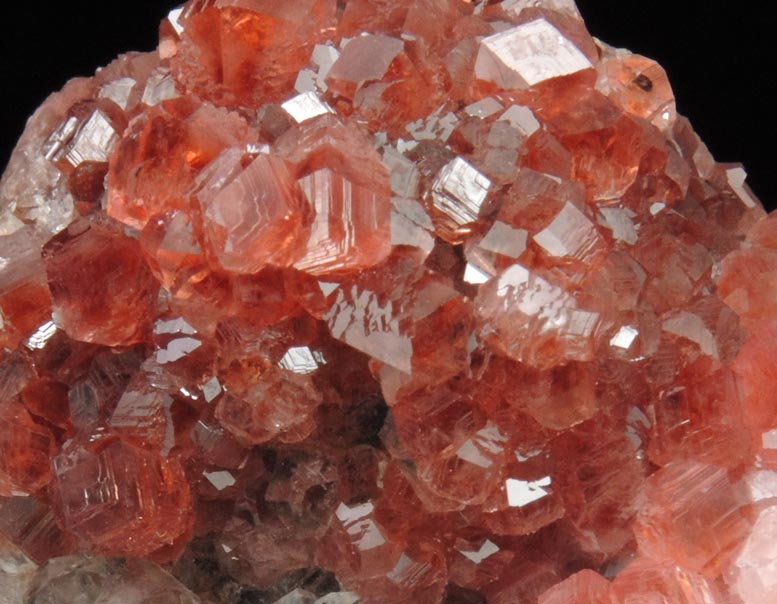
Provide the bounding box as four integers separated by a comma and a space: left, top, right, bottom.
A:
0, 1, 774, 603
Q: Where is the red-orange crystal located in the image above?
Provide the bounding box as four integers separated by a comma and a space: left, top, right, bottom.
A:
0, 1, 775, 603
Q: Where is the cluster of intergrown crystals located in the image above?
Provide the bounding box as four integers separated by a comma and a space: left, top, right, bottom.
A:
1, 0, 775, 602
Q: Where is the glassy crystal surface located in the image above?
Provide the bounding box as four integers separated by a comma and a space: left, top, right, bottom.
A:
0, 0, 774, 603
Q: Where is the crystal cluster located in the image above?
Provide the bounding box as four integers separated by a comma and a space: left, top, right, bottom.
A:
1, 1, 775, 602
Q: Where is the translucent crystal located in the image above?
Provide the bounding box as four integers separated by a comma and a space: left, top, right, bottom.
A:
0, 0, 774, 601
197, 149, 310, 273
282, 91, 335, 123
533, 202, 603, 261
430, 157, 491, 240
475, 19, 592, 89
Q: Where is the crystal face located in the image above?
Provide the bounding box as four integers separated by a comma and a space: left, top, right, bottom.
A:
0, 1, 774, 603
475, 19, 593, 89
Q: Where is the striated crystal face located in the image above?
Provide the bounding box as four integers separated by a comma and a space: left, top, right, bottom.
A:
475, 18, 593, 89
0, 1, 775, 603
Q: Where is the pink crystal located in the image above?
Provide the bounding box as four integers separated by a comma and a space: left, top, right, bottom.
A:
0, 0, 775, 602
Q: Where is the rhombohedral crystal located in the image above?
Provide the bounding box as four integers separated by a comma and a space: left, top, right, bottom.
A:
1, 1, 776, 603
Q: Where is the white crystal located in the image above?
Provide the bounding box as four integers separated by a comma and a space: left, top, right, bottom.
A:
279, 346, 324, 374
533, 202, 600, 260
479, 221, 528, 258
463, 262, 492, 285
154, 317, 198, 335
599, 207, 639, 245
465, 97, 504, 119
610, 325, 639, 350
387, 553, 432, 586
156, 337, 202, 364
475, 18, 592, 89
98, 77, 136, 110
501, 0, 581, 18
662, 312, 718, 358
498, 105, 541, 136
456, 423, 508, 468
295, 69, 318, 94
315, 593, 361, 604
167, 6, 185, 35
203, 470, 236, 491
312, 43, 341, 85
24, 320, 57, 350
729, 505, 777, 604
506, 476, 552, 507
432, 157, 491, 228
328, 34, 404, 87
744, 471, 777, 502
335, 502, 387, 552
43, 117, 79, 162
763, 429, 777, 450
516, 449, 542, 462
142, 68, 179, 106
0, 536, 36, 604
459, 539, 500, 564
325, 285, 413, 374
727, 167, 758, 209
649, 202, 666, 215
273, 589, 316, 604
282, 91, 334, 123
52, 111, 117, 168
384, 148, 420, 198
407, 109, 459, 142
390, 198, 434, 254
201, 377, 222, 403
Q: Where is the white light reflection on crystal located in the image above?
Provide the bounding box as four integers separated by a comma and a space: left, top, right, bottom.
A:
282, 91, 334, 124
498, 104, 540, 136
167, 6, 185, 35
432, 157, 491, 228
610, 325, 639, 350
142, 68, 179, 106
25, 320, 57, 350
649, 202, 666, 216
506, 476, 552, 507
456, 423, 508, 468
479, 222, 528, 259
533, 202, 600, 260
279, 346, 326, 375
156, 337, 202, 364
727, 167, 758, 209
463, 263, 492, 285
516, 449, 542, 462
465, 97, 503, 119
314, 593, 361, 604
154, 317, 197, 335
203, 470, 236, 491
98, 77, 136, 110
201, 377, 222, 403
64, 111, 118, 167
335, 502, 387, 552
599, 207, 638, 245
475, 19, 592, 89
662, 312, 718, 358
459, 539, 500, 564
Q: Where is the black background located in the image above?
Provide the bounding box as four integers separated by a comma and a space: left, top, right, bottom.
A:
0, 1, 773, 211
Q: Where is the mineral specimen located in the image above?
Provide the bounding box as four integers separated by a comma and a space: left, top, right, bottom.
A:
0, 1, 774, 603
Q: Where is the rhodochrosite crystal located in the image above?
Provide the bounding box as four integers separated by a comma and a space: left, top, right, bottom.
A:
1, 0, 775, 602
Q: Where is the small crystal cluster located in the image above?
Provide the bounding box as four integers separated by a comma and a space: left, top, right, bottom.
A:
1, 1, 776, 603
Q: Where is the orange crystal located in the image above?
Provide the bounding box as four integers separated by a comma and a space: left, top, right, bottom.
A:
0, 0, 774, 602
